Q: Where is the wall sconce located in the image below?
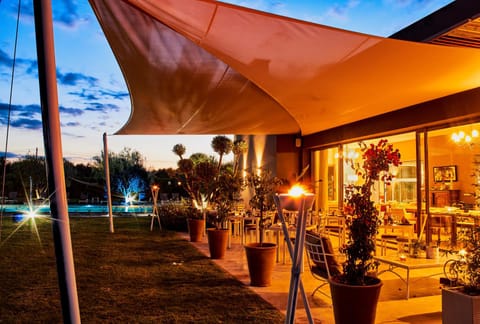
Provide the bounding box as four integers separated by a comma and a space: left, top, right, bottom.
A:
295, 136, 302, 148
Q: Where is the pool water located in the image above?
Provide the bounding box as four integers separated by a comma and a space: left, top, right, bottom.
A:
1, 204, 153, 215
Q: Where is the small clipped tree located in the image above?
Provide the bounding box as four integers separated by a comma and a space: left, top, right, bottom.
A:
173, 136, 247, 228
246, 168, 284, 245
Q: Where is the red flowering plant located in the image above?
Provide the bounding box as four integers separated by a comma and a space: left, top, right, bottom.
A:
339, 139, 401, 285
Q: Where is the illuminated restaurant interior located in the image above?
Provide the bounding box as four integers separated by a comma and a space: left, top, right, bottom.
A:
313, 123, 480, 247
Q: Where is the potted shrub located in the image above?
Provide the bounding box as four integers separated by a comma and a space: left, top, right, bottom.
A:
174, 137, 247, 259
205, 137, 246, 259
173, 143, 216, 242
244, 168, 284, 286
329, 139, 401, 324
442, 226, 480, 324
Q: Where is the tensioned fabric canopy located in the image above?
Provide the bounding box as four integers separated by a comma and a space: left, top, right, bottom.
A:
89, 0, 480, 136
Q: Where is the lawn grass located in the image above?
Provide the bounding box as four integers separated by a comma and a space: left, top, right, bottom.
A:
0, 216, 284, 323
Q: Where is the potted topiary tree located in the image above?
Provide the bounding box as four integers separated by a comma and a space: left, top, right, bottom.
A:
244, 168, 284, 286
442, 226, 480, 324
207, 138, 247, 259
174, 136, 247, 259
329, 139, 401, 324
173, 143, 216, 243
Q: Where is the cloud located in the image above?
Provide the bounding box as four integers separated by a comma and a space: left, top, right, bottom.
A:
0, 49, 13, 68
0, 102, 41, 129
59, 105, 84, 116
54, 0, 83, 29
4, 0, 89, 30
57, 70, 98, 87
0, 49, 37, 77
10, 117, 42, 130
85, 102, 122, 113
0, 102, 39, 117
98, 89, 129, 100
324, 0, 359, 22
68, 87, 128, 103
64, 121, 80, 127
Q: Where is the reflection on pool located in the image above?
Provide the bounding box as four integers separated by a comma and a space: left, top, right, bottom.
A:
0, 204, 153, 215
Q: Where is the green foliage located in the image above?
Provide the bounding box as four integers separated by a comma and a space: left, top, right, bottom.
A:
172, 143, 186, 159
450, 227, 480, 294
1, 155, 47, 202
211, 135, 233, 170
93, 147, 149, 202
173, 137, 247, 229
341, 139, 401, 285
158, 200, 201, 231
246, 168, 284, 244
210, 168, 245, 228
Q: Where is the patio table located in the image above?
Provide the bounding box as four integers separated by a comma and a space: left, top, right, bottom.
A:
374, 254, 446, 299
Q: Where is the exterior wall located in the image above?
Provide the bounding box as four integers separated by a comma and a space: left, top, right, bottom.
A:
237, 134, 300, 195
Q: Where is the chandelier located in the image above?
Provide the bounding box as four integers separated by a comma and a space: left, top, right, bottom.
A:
451, 129, 479, 143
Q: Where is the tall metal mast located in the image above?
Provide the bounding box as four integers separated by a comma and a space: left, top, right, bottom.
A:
33, 1, 81, 322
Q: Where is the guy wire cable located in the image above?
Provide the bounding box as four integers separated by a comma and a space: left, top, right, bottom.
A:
1, 0, 22, 242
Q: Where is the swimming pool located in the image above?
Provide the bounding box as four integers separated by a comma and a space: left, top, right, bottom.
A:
0, 204, 153, 215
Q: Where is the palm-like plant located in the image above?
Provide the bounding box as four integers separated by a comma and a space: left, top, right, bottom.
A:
211, 135, 233, 172
173, 137, 247, 228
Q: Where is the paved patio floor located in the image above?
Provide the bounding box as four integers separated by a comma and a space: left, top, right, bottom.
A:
180, 231, 444, 324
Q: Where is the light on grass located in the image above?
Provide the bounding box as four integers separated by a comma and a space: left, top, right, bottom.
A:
26, 210, 38, 219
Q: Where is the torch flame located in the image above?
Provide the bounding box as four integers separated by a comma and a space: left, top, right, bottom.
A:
288, 184, 306, 197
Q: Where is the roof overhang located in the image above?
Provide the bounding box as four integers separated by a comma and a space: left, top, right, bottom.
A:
89, 0, 480, 136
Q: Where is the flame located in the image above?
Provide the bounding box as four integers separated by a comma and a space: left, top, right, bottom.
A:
459, 249, 467, 257
288, 184, 306, 197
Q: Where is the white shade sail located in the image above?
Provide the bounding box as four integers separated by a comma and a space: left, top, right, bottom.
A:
89, 0, 480, 136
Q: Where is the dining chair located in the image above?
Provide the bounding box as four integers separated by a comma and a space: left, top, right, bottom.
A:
305, 231, 343, 298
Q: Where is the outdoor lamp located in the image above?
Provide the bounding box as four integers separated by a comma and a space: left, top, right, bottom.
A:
277, 184, 315, 211
274, 184, 315, 324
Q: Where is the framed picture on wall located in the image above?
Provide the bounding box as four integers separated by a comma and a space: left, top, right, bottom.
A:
433, 165, 457, 183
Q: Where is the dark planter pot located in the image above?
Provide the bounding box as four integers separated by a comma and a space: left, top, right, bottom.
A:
187, 218, 204, 242
244, 242, 277, 287
207, 228, 229, 259
329, 276, 382, 324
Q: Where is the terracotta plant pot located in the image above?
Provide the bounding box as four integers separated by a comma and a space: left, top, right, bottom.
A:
187, 218, 204, 242
329, 276, 382, 324
244, 242, 277, 287
207, 228, 229, 259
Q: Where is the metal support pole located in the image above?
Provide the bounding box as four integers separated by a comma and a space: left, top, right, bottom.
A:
33, 0, 80, 322
103, 132, 114, 233
274, 194, 315, 324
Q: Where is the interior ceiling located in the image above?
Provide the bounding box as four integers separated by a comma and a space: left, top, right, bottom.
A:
88, 0, 480, 136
